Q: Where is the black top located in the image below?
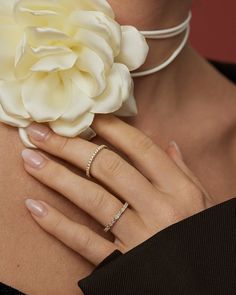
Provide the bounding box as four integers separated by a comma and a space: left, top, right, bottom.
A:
79, 198, 236, 295
1, 62, 236, 295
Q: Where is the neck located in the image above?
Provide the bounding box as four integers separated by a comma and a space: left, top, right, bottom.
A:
108, 1, 195, 130
131, 44, 194, 120
108, 0, 192, 30
110, 0, 192, 70
124, 44, 212, 150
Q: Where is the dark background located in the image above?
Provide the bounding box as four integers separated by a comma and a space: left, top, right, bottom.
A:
191, 0, 236, 62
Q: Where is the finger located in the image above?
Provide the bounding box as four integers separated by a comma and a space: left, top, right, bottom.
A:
166, 141, 212, 203
166, 141, 204, 188
25, 199, 117, 265
21, 149, 142, 240
25, 124, 156, 211
91, 115, 186, 189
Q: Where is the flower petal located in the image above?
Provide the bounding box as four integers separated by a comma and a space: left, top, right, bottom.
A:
75, 47, 106, 97
114, 93, 138, 116
0, 104, 30, 127
49, 112, 95, 137
60, 0, 114, 18
91, 64, 125, 114
31, 50, 77, 72
59, 74, 94, 122
22, 72, 69, 122
69, 10, 121, 56
82, 0, 114, 18
114, 63, 133, 103
19, 127, 37, 148
112, 64, 138, 116
14, 0, 64, 28
0, 80, 30, 119
0, 0, 15, 16
15, 30, 76, 77
25, 26, 69, 46
79, 127, 96, 141
14, 33, 33, 79
0, 25, 22, 80
115, 26, 149, 71
74, 28, 113, 72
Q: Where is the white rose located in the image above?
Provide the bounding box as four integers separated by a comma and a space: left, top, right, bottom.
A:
0, 0, 148, 147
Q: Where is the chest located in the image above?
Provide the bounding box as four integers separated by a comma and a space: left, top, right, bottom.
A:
183, 147, 236, 203
158, 130, 236, 203
121, 115, 236, 203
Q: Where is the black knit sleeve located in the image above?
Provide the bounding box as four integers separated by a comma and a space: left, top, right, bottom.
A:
78, 198, 236, 295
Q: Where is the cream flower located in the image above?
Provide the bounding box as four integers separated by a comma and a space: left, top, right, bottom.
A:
0, 0, 148, 147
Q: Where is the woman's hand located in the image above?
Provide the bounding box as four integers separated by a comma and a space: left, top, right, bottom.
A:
22, 115, 214, 266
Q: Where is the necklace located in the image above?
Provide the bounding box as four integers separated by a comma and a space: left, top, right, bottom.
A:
132, 12, 192, 78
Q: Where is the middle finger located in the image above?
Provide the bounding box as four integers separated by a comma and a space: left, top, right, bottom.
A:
25, 123, 157, 211
21, 149, 145, 241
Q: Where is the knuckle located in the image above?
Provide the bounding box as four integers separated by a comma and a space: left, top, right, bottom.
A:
177, 179, 200, 198
158, 201, 184, 225
185, 182, 203, 200
36, 160, 54, 183
98, 151, 124, 177
50, 215, 64, 235
177, 181, 206, 209
190, 189, 206, 208
167, 205, 182, 222
45, 162, 65, 187
132, 132, 154, 153
53, 135, 69, 154
91, 189, 107, 210
74, 226, 93, 252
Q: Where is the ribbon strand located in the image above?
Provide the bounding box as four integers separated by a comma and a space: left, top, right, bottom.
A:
131, 12, 192, 78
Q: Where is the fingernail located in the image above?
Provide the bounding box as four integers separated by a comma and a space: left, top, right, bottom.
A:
25, 199, 48, 217
26, 123, 50, 141
21, 149, 46, 168
169, 141, 183, 159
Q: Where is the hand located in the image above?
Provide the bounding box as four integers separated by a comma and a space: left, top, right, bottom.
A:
22, 115, 214, 266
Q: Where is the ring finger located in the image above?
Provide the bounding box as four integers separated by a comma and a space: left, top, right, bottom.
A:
21, 149, 144, 241
25, 199, 118, 266
25, 123, 157, 211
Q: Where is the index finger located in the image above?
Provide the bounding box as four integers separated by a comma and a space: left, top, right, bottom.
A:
25, 199, 117, 266
92, 115, 185, 190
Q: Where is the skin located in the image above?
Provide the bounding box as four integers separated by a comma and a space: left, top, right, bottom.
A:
22, 115, 214, 265
0, 0, 236, 294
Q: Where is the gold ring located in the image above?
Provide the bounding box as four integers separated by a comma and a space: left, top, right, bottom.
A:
86, 145, 108, 178
104, 202, 129, 232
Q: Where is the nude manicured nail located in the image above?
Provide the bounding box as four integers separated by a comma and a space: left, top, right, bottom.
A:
25, 199, 48, 217
26, 123, 50, 141
21, 149, 46, 168
169, 141, 183, 159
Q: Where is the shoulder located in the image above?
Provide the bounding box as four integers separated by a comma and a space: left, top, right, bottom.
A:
210, 60, 236, 84
0, 124, 93, 294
